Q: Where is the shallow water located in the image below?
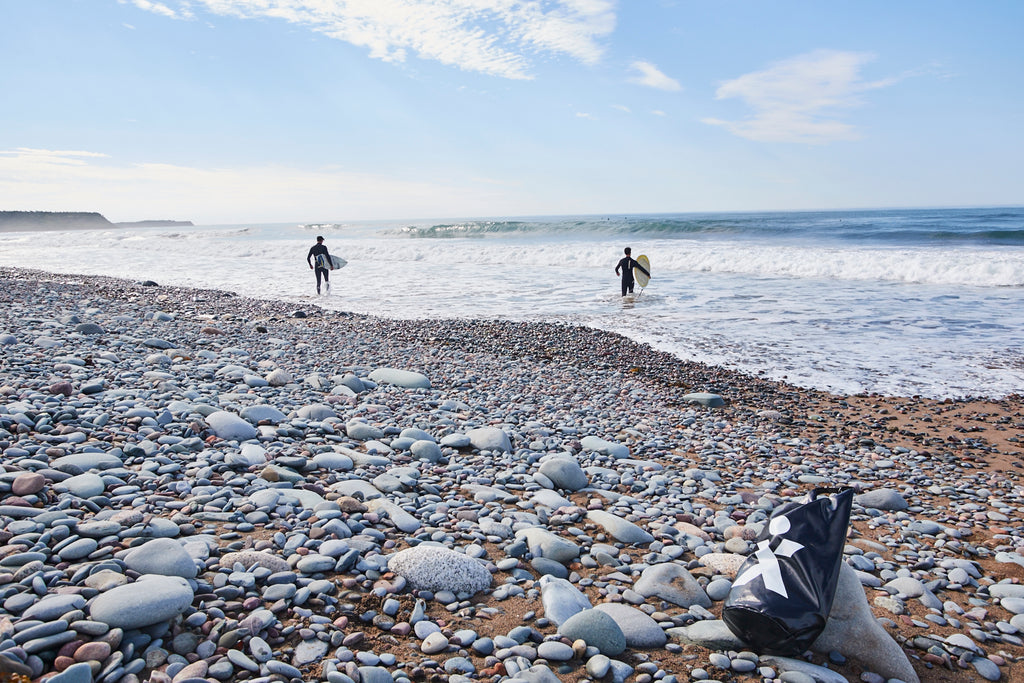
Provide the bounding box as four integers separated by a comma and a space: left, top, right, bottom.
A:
2, 208, 1022, 398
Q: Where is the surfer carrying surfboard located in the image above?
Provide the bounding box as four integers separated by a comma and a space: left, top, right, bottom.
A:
306, 235, 335, 295
615, 247, 649, 297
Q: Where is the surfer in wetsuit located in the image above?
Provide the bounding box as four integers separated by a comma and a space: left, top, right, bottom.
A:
306, 236, 334, 294
615, 246, 649, 297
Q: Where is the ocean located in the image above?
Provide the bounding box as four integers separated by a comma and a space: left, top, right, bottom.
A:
2, 207, 1022, 399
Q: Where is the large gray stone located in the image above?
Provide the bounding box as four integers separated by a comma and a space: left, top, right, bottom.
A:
538, 455, 588, 491
124, 538, 197, 579
681, 392, 725, 407
559, 609, 626, 656
593, 603, 666, 647
759, 656, 849, 683
297, 403, 337, 420
389, 545, 491, 594
50, 452, 122, 471
466, 426, 512, 452
516, 527, 580, 564
206, 410, 259, 441
58, 473, 106, 498
854, 488, 909, 511
539, 575, 592, 626
579, 435, 629, 459
811, 563, 919, 683
88, 575, 194, 629
634, 563, 712, 608
586, 510, 654, 544
366, 498, 421, 533
239, 404, 288, 424
666, 619, 745, 651
368, 367, 431, 389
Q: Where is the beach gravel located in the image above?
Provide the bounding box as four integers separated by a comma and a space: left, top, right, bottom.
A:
0, 267, 1021, 683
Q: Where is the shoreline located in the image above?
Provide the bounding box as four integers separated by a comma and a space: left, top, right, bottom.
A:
2, 266, 1023, 683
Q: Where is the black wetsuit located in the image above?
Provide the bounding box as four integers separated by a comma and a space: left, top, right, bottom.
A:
307, 243, 332, 293
616, 256, 649, 296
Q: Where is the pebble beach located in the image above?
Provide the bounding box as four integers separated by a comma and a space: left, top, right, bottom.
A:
2, 266, 1023, 683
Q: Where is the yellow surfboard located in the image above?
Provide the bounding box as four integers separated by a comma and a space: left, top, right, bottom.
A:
634, 254, 650, 288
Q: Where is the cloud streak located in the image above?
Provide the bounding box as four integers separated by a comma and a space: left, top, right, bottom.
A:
704, 49, 897, 144
629, 60, 681, 91
124, 0, 616, 79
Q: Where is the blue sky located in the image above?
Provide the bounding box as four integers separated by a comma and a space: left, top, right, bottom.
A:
1, 0, 1022, 223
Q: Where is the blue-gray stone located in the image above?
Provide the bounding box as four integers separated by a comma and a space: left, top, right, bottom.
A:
206, 411, 258, 441
666, 620, 745, 651
88, 576, 194, 629
594, 603, 667, 647
58, 538, 98, 561
367, 367, 431, 389
559, 609, 626, 656
681, 392, 725, 407
634, 563, 712, 608
42, 662, 93, 683
586, 510, 654, 544
239, 405, 288, 424
465, 426, 512, 453
531, 557, 569, 579
517, 528, 580, 564
538, 456, 588, 491
536, 641, 574, 661
50, 452, 122, 471
538, 576, 591, 626
410, 440, 443, 463
22, 594, 86, 621
579, 435, 630, 459
358, 666, 395, 683
59, 473, 106, 498
124, 538, 197, 579
855, 488, 909, 511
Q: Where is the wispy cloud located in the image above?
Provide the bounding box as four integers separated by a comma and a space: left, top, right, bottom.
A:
629, 60, 681, 91
703, 49, 897, 144
119, 0, 191, 20
123, 0, 616, 80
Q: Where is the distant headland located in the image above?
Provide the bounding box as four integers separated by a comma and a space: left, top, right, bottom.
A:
0, 211, 193, 232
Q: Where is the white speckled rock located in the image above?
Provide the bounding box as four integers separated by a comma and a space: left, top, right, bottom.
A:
389, 545, 491, 594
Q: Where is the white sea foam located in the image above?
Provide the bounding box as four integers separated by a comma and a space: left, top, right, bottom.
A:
2, 217, 1022, 398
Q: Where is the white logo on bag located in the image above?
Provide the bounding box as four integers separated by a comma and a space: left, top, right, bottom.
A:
732, 515, 804, 598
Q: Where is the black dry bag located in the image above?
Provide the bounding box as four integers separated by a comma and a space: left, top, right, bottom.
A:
722, 487, 854, 656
